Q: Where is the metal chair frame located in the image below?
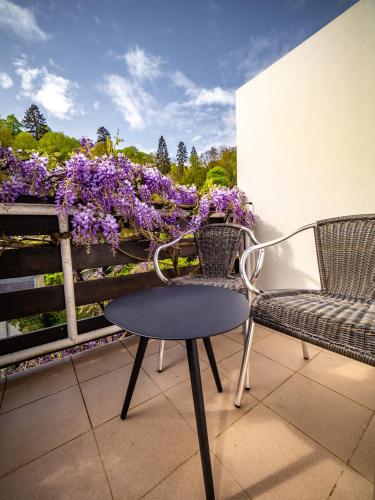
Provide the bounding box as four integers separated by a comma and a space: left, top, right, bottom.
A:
153, 223, 265, 385
236, 215, 375, 407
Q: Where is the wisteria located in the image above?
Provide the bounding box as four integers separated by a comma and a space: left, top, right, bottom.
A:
0, 144, 254, 252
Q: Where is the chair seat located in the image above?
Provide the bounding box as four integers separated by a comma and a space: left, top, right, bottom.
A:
252, 289, 375, 365
171, 274, 247, 295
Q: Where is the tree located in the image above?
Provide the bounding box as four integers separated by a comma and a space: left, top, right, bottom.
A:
205, 166, 230, 187
176, 141, 187, 177
155, 136, 171, 174
120, 146, 154, 165
0, 114, 22, 136
189, 146, 199, 167
38, 132, 79, 160
0, 126, 14, 148
12, 131, 38, 152
22, 104, 49, 140
181, 146, 207, 188
97, 126, 111, 143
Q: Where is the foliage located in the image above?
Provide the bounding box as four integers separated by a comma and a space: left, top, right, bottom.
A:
0, 126, 14, 148
0, 114, 22, 136
37, 132, 80, 162
22, 104, 50, 140
155, 135, 171, 174
119, 146, 154, 165
97, 126, 111, 143
176, 141, 187, 177
0, 145, 254, 253
12, 132, 38, 153
205, 166, 230, 187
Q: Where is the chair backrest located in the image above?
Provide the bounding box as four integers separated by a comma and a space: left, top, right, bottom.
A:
314, 214, 375, 301
194, 224, 243, 278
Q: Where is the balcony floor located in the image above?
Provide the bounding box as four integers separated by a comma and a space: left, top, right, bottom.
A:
0, 325, 374, 499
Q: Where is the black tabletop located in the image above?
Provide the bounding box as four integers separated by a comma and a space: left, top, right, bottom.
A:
104, 285, 250, 340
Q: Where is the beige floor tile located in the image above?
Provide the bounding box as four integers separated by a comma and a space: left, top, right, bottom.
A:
123, 335, 178, 358
95, 393, 198, 499
144, 452, 247, 500
142, 343, 207, 392
1, 358, 77, 413
224, 324, 273, 346
253, 333, 320, 371
218, 350, 293, 401
80, 363, 161, 427
212, 404, 343, 499
165, 368, 257, 439
330, 468, 374, 499
224, 326, 244, 344
264, 373, 372, 461
300, 351, 375, 410
72, 340, 133, 382
198, 334, 243, 363
0, 432, 111, 500
0, 385, 90, 477
350, 414, 375, 482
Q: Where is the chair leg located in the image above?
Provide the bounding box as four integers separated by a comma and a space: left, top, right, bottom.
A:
301, 341, 309, 360
235, 319, 255, 408
157, 340, 165, 372
242, 319, 251, 390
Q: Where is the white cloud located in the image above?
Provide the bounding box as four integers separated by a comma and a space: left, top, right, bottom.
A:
121, 46, 164, 81
171, 70, 234, 107
0, 71, 13, 89
103, 46, 236, 150
102, 74, 156, 130
14, 57, 77, 119
0, 0, 49, 41
93, 100, 100, 110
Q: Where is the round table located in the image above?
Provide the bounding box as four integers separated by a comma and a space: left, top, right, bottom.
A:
104, 285, 249, 500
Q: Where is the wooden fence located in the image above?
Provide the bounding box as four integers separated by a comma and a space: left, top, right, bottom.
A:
0, 203, 204, 366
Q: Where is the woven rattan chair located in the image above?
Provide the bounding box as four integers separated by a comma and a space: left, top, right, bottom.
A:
153, 223, 264, 374
235, 214, 375, 407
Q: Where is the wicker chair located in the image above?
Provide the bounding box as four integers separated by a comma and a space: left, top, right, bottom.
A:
235, 214, 375, 407
153, 223, 264, 374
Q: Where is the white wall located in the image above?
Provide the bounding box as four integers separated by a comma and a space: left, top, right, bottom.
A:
237, 0, 375, 291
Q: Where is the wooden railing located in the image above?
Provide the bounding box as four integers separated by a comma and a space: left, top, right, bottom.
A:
0, 203, 206, 366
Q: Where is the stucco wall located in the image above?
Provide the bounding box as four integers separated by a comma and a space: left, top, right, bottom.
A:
237, 0, 375, 290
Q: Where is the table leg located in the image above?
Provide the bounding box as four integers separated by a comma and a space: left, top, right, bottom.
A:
121, 336, 149, 420
186, 339, 215, 500
202, 338, 222, 393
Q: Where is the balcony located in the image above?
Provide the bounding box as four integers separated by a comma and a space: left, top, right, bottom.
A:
0, 325, 374, 499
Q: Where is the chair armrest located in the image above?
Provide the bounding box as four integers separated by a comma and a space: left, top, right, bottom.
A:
153, 231, 194, 284
239, 222, 316, 295
240, 227, 265, 284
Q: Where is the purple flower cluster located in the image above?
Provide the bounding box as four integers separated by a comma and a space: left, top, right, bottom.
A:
0, 144, 254, 253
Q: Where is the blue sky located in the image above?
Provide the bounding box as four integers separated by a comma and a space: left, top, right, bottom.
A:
0, 0, 356, 155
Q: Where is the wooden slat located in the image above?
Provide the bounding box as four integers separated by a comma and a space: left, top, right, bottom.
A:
0, 215, 59, 235
0, 246, 61, 278
74, 266, 195, 305
0, 239, 197, 278
0, 266, 196, 321
0, 285, 65, 321
0, 315, 112, 356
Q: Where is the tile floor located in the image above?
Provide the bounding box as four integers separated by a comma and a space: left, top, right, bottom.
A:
0, 325, 374, 499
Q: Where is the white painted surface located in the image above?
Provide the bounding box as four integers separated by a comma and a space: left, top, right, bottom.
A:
236, 0, 375, 290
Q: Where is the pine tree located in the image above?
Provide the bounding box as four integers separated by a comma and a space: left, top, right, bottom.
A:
97, 126, 111, 143
22, 104, 49, 140
176, 141, 187, 177
155, 136, 171, 174
189, 146, 199, 167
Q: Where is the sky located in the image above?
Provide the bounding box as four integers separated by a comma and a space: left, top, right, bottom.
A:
0, 0, 357, 155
